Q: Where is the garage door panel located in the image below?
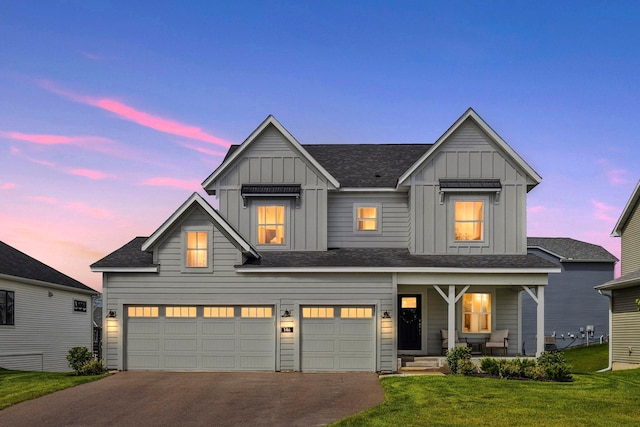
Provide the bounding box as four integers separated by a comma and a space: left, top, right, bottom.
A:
339, 339, 373, 352
303, 339, 335, 352
128, 355, 160, 369
339, 357, 372, 370
129, 322, 160, 334
304, 322, 335, 335
239, 321, 273, 335
240, 338, 273, 352
164, 356, 197, 369
240, 356, 273, 369
128, 339, 160, 351
165, 339, 197, 351
164, 322, 197, 334
203, 321, 235, 335
202, 356, 236, 369
203, 338, 236, 351
340, 322, 372, 335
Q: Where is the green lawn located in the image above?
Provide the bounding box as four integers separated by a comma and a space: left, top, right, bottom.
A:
0, 370, 107, 410
333, 344, 640, 426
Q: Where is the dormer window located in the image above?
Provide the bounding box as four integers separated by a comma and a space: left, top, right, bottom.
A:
354, 203, 382, 234
454, 201, 484, 241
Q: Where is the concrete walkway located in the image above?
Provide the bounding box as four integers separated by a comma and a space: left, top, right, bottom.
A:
0, 371, 384, 427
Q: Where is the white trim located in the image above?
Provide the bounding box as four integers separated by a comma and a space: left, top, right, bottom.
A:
202, 115, 340, 191
141, 192, 259, 258
90, 266, 159, 273
611, 180, 640, 237
353, 203, 382, 235
237, 266, 561, 274
0, 273, 98, 295
397, 108, 542, 188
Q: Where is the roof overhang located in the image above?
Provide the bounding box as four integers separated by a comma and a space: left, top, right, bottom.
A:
235, 266, 560, 274
611, 180, 640, 237
397, 108, 542, 191
0, 273, 99, 295
89, 266, 159, 273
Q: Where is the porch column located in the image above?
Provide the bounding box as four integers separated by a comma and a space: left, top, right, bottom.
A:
536, 285, 545, 357
448, 285, 456, 352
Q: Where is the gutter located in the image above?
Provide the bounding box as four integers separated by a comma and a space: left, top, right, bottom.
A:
597, 289, 613, 372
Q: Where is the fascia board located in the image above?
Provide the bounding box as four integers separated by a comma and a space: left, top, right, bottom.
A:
201, 115, 340, 191
235, 266, 561, 274
0, 273, 99, 295
397, 108, 542, 188
611, 180, 640, 237
90, 266, 159, 273
337, 187, 399, 192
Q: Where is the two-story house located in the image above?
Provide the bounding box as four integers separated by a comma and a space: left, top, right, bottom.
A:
91, 108, 558, 372
596, 180, 640, 370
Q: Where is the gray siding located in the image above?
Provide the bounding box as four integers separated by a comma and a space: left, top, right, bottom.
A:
214, 125, 329, 251
327, 192, 410, 248
521, 251, 613, 354
611, 286, 640, 365
409, 120, 528, 255
0, 278, 93, 372
621, 203, 640, 275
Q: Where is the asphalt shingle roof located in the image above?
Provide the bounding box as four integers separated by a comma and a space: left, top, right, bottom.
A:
527, 237, 617, 262
240, 248, 557, 269
0, 240, 95, 292
91, 237, 154, 268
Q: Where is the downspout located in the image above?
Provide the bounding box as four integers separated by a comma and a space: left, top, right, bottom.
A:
597, 289, 613, 372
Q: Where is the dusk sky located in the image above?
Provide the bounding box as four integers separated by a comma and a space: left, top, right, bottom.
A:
1, 1, 639, 291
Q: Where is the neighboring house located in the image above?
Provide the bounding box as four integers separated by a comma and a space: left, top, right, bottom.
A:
523, 237, 617, 355
91, 108, 559, 373
0, 241, 98, 372
596, 180, 640, 370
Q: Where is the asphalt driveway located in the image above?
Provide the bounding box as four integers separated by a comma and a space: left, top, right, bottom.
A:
0, 371, 384, 426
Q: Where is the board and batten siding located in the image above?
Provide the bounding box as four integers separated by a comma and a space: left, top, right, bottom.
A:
611, 286, 640, 367
0, 278, 93, 372
327, 192, 410, 248
103, 209, 394, 371
409, 120, 528, 255
212, 125, 329, 251
621, 202, 640, 275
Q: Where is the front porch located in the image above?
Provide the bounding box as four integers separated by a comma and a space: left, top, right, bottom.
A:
397, 354, 537, 374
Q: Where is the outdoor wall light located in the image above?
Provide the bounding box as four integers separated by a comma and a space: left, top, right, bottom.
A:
282, 309, 291, 318
107, 310, 117, 318
382, 311, 391, 319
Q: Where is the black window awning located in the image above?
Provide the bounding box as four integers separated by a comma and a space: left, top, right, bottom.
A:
438, 179, 502, 204
240, 184, 302, 207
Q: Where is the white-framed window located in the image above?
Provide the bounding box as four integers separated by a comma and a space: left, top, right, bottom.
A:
353, 203, 382, 234
302, 307, 335, 318
0, 289, 15, 325
241, 306, 273, 318
462, 293, 492, 333
128, 306, 159, 318
165, 306, 197, 318
454, 200, 484, 241
254, 202, 289, 248
181, 225, 213, 273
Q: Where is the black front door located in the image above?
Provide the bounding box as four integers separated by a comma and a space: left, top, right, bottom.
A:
398, 295, 421, 350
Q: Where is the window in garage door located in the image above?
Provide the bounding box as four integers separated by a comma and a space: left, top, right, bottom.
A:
340, 307, 373, 318
302, 307, 334, 318
203, 306, 234, 317
165, 306, 196, 317
128, 306, 159, 317
241, 307, 273, 318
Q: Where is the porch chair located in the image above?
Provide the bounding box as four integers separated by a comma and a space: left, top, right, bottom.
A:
440, 329, 468, 355
484, 329, 509, 356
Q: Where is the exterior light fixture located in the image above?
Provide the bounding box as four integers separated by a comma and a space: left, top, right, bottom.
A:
282, 309, 291, 318
382, 311, 391, 319
107, 310, 117, 318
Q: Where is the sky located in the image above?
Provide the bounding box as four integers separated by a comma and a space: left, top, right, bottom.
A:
1, 1, 639, 292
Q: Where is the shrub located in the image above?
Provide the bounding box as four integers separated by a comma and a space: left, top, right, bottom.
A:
524, 365, 547, 381
66, 347, 94, 375
498, 359, 523, 379
446, 346, 473, 375
80, 359, 107, 375
479, 357, 500, 376
537, 351, 573, 382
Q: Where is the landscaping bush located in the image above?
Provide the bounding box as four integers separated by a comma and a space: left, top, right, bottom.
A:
80, 359, 107, 375
537, 351, 572, 382
479, 357, 501, 376
446, 346, 474, 375
66, 347, 94, 375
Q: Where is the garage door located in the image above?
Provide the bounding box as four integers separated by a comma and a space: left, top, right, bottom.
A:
301, 306, 376, 371
126, 306, 275, 371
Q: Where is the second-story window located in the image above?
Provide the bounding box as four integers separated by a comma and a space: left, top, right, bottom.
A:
186, 231, 209, 267
257, 205, 285, 244
454, 201, 484, 241
354, 203, 382, 234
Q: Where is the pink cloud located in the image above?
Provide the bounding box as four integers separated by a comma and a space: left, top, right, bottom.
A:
10, 146, 20, 154
37, 79, 231, 148
66, 202, 113, 219
68, 168, 114, 180
597, 158, 630, 186
141, 177, 201, 191
81, 51, 103, 61
591, 199, 619, 223
527, 205, 546, 214
0, 131, 112, 146
179, 142, 227, 157
1, 182, 16, 190
29, 196, 58, 204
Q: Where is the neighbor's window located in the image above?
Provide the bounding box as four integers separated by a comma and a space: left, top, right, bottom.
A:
128, 306, 159, 318
257, 205, 285, 244
186, 231, 208, 267
356, 206, 378, 231
165, 306, 197, 318
340, 307, 373, 318
462, 293, 491, 333
204, 307, 235, 318
0, 290, 15, 325
454, 201, 484, 241
241, 307, 273, 318
302, 307, 335, 318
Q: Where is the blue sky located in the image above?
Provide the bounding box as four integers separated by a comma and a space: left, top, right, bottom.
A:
1, 1, 638, 290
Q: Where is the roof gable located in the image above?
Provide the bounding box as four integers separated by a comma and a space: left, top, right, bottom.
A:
397, 108, 542, 190
202, 115, 340, 192
141, 193, 259, 258
527, 237, 618, 263
612, 180, 640, 237
0, 240, 95, 293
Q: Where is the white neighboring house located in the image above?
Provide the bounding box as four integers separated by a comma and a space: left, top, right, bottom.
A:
0, 240, 98, 372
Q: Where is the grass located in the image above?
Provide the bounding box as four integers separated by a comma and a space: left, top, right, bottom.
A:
333, 343, 640, 426
0, 370, 108, 410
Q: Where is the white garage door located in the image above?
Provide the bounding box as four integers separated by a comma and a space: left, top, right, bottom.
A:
126, 306, 275, 371
301, 306, 376, 372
